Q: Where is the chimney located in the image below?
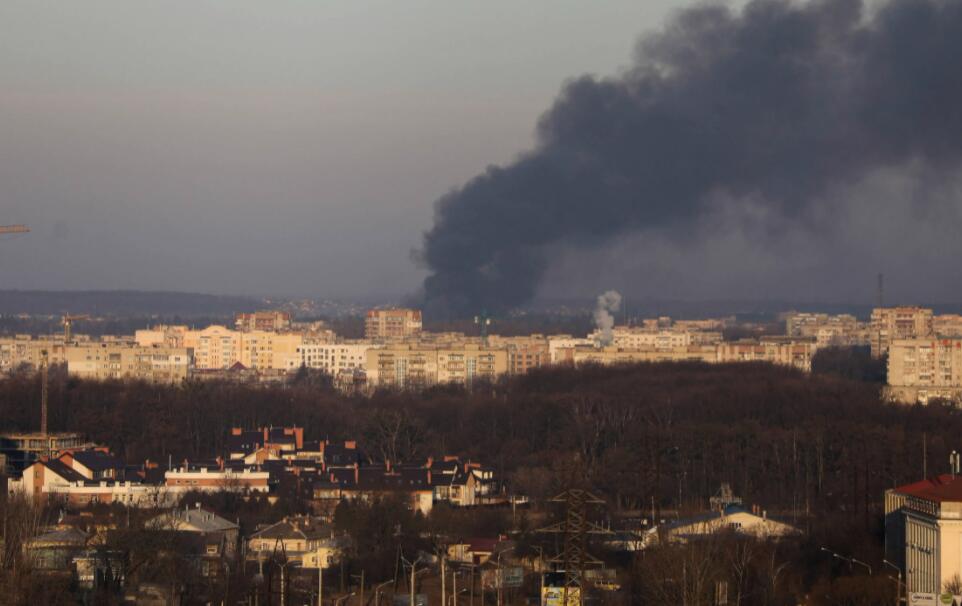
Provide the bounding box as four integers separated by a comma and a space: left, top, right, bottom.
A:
385, 459, 392, 473
217, 456, 224, 471
263, 427, 269, 444
294, 427, 304, 450
354, 462, 359, 484
427, 470, 432, 485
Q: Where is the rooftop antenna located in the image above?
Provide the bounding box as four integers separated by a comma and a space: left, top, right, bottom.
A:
474, 310, 492, 346
877, 273, 884, 309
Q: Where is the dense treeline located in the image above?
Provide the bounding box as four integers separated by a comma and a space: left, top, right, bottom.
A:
0, 362, 950, 516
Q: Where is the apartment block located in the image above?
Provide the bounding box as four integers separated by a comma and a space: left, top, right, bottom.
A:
0, 337, 66, 374
234, 310, 292, 332
933, 314, 962, 338
65, 343, 190, 383
886, 337, 962, 404
590, 327, 722, 350
364, 308, 422, 340
871, 306, 934, 358
562, 345, 717, 366
547, 336, 595, 364
238, 331, 303, 370
785, 312, 869, 347
716, 339, 818, 372
365, 342, 507, 389
487, 336, 550, 375
290, 342, 375, 375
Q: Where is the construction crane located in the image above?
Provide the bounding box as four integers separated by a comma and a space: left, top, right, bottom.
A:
63, 314, 91, 344
0, 224, 29, 235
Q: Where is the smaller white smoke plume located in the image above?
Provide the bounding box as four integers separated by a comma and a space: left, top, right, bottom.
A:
593, 290, 622, 346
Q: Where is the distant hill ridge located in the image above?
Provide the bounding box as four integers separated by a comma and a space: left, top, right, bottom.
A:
0, 290, 261, 317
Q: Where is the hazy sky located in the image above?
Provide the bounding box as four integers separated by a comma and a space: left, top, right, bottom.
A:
0, 0, 684, 298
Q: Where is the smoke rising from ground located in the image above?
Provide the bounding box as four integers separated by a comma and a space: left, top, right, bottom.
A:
418, 0, 962, 317
593, 290, 622, 346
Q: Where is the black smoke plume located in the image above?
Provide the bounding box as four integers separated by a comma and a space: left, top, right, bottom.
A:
417, 0, 962, 317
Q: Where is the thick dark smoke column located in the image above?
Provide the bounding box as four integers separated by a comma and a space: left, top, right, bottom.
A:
418, 0, 962, 318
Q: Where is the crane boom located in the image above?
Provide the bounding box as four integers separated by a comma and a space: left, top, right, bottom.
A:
0, 224, 29, 234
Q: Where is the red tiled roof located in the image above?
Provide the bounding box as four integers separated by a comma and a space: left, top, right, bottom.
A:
893, 474, 962, 502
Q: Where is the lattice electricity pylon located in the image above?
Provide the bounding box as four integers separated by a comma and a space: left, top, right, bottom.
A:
537, 488, 610, 606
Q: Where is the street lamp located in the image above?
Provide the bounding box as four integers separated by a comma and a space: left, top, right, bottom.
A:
334, 593, 356, 606
883, 560, 903, 606
495, 547, 516, 606
373, 580, 393, 606
820, 547, 871, 575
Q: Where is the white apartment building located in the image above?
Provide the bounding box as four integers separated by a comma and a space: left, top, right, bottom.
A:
291, 342, 376, 375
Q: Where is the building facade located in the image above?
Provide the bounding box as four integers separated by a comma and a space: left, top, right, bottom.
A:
886, 338, 962, 404
871, 307, 934, 358
65, 343, 190, 383
364, 308, 422, 340
234, 310, 292, 332
885, 475, 962, 594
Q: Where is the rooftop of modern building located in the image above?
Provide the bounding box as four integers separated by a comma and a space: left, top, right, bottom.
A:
891, 474, 962, 503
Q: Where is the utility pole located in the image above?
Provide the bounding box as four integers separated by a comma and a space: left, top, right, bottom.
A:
410, 558, 416, 606
452, 568, 458, 606
40, 350, 48, 436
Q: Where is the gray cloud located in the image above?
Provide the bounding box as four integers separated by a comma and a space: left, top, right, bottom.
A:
419, 0, 962, 317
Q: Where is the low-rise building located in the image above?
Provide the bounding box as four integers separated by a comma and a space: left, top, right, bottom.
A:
885, 474, 962, 594
658, 505, 800, 543
164, 462, 272, 494
312, 463, 434, 515
247, 516, 348, 568
146, 504, 240, 557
